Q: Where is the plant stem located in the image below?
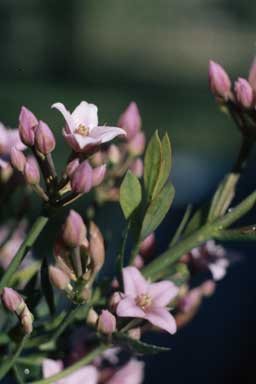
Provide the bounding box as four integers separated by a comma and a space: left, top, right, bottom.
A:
0, 335, 27, 380
29, 344, 109, 384
0, 214, 49, 293
143, 190, 256, 280
51, 305, 82, 342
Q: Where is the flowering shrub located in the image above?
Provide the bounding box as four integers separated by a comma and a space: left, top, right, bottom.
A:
0, 58, 256, 383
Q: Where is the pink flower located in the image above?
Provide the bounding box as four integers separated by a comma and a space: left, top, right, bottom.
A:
42, 359, 98, 384
0, 122, 25, 155
208, 60, 231, 101
52, 101, 126, 153
116, 267, 178, 334
118, 102, 142, 140
106, 359, 144, 384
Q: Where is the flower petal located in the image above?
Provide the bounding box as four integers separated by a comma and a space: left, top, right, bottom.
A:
52, 103, 75, 133
72, 101, 98, 129
122, 266, 148, 297
90, 126, 126, 143
116, 297, 145, 318
74, 133, 99, 150
42, 359, 63, 380
146, 307, 177, 334
106, 359, 144, 384
64, 366, 98, 384
148, 281, 179, 307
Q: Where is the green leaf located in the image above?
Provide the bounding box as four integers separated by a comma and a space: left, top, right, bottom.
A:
141, 182, 175, 240
144, 131, 162, 200
153, 133, 172, 198
40, 257, 55, 316
214, 226, 256, 241
114, 333, 170, 355
170, 204, 192, 246
184, 201, 210, 236
120, 171, 142, 219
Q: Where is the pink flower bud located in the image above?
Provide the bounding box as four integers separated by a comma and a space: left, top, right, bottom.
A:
98, 310, 116, 334
89, 222, 105, 274
128, 132, 145, 155
129, 158, 143, 178
234, 77, 254, 109
70, 161, 93, 194
133, 255, 144, 269
62, 210, 86, 248
248, 58, 256, 92
10, 146, 26, 172
24, 157, 40, 185
92, 165, 107, 187
1, 287, 23, 312
109, 292, 122, 312
35, 120, 56, 154
128, 327, 141, 340
87, 308, 99, 326
139, 233, 155, 258
66, 158, 80, 177
208, 60, 231, 101
20, 306, 33, 334
118, 102, 141, 140
108, 144, 121, 164
201, 280, 216, 297
19, 106, 38, 146
49, 265, 70, 290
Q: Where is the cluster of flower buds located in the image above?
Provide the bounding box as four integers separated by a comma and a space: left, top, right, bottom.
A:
49, 210, 105, 303
1, 287, 33, 334
208, 59, 256, 139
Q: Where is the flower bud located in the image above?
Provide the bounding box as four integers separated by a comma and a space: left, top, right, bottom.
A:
70, 161, 93, 194
10, 146, 26, 172
128, 327, 141, 340
248, 58, 256, 92
35, 120, 56, 155
139, 233, 155, 258
1, 287, 23, 313
49, 265, 70, 290
87, 308, 99, 326
108, 144, 121, 164
133, 255, 144, 269
98, 310, 116, 334
19, 106, 38, 146
24, 157, 40, 185
89, 222, 105, 274
129, 158, 143, 178
66, 158, 80, 177
20, 306, 33, 334
62, 210, 87, 248
118, 102, 141, 140
92, 165, 106, 187
201, 280, 216, 297
128, 132, 145, 155
109, 292, 122, 312
208, 60, 231, 101
234, 77, 254, 109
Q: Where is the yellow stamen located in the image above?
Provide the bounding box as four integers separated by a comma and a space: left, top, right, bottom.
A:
75, 124, 89, 136
136, 294, 152, 310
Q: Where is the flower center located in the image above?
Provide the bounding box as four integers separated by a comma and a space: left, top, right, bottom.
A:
75, 124, 89, 137
135, 294, 152, 310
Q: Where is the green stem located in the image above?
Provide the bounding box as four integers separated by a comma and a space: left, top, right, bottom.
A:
29, 344, 109, 384
143, 190, 256, 280
51, 305, 81, 342
0, 214, 49, 293
0, 335, 27, 380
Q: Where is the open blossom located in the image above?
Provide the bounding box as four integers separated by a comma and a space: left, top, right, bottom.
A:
42, 359, 98, 384
52, 101, 126, 153
0, 122, 25, 155
106, 359, 144, 384
116, 266, 178, 334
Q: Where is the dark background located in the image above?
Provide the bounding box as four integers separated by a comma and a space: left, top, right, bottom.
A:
1, 1, 256, 383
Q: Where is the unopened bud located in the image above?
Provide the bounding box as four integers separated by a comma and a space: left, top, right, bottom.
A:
35, 120, 56, 154
87, 308, 99, 326
70, 161, 93, 193
234, 77, 254, 109
10, 146, 26, 172
24, 157, 40, 185
89, 222, 105, 274
129, 158, 143, 178
133, 255, 144, 269
1, 287, 23, 313
118, 102, 141, 140
109, 292, 122, 312
19, 106, 38, 146
92, 165, 106, 187
208, 60, 231, 101
20, 306, 33, 334
108, 144, 121, 164
49, 265, 70, 290
66, 158, 80, 177
128, 327, 141, 340
128, 132, 145, 155
201, 280, 216, 297
98, 310, 116, 334
139, 233, 155, 258
62, 210, 87, 248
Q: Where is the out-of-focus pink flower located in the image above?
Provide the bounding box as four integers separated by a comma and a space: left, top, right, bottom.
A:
35, 121, 56, 154
133, 255, 144, 269
24, 157, 40, 185
178, 288, 202, 313
62, 210, 87, 248
19, 106, 38, 146
52, 101, 126, 153
10, 146, 26, 172
208, 60, 231, 101
106, 359, 144, 384
70, 160, 93, 193
128, 132, 145, 155
129, 158, 143, 178
234, 78, 254, 109
98, 310, 116, 334
118, 102, 142, 140
139, 233, 155, 258
109, 292, 122, 312
0, 122, 26, 156
92, 164, 107, 187
108, 144, 121, 164
42, 359, 98, 384
116, 266, 178, 334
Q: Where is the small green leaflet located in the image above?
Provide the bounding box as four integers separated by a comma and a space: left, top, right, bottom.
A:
114, 333, 170, 355
120, 171, 142, 219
